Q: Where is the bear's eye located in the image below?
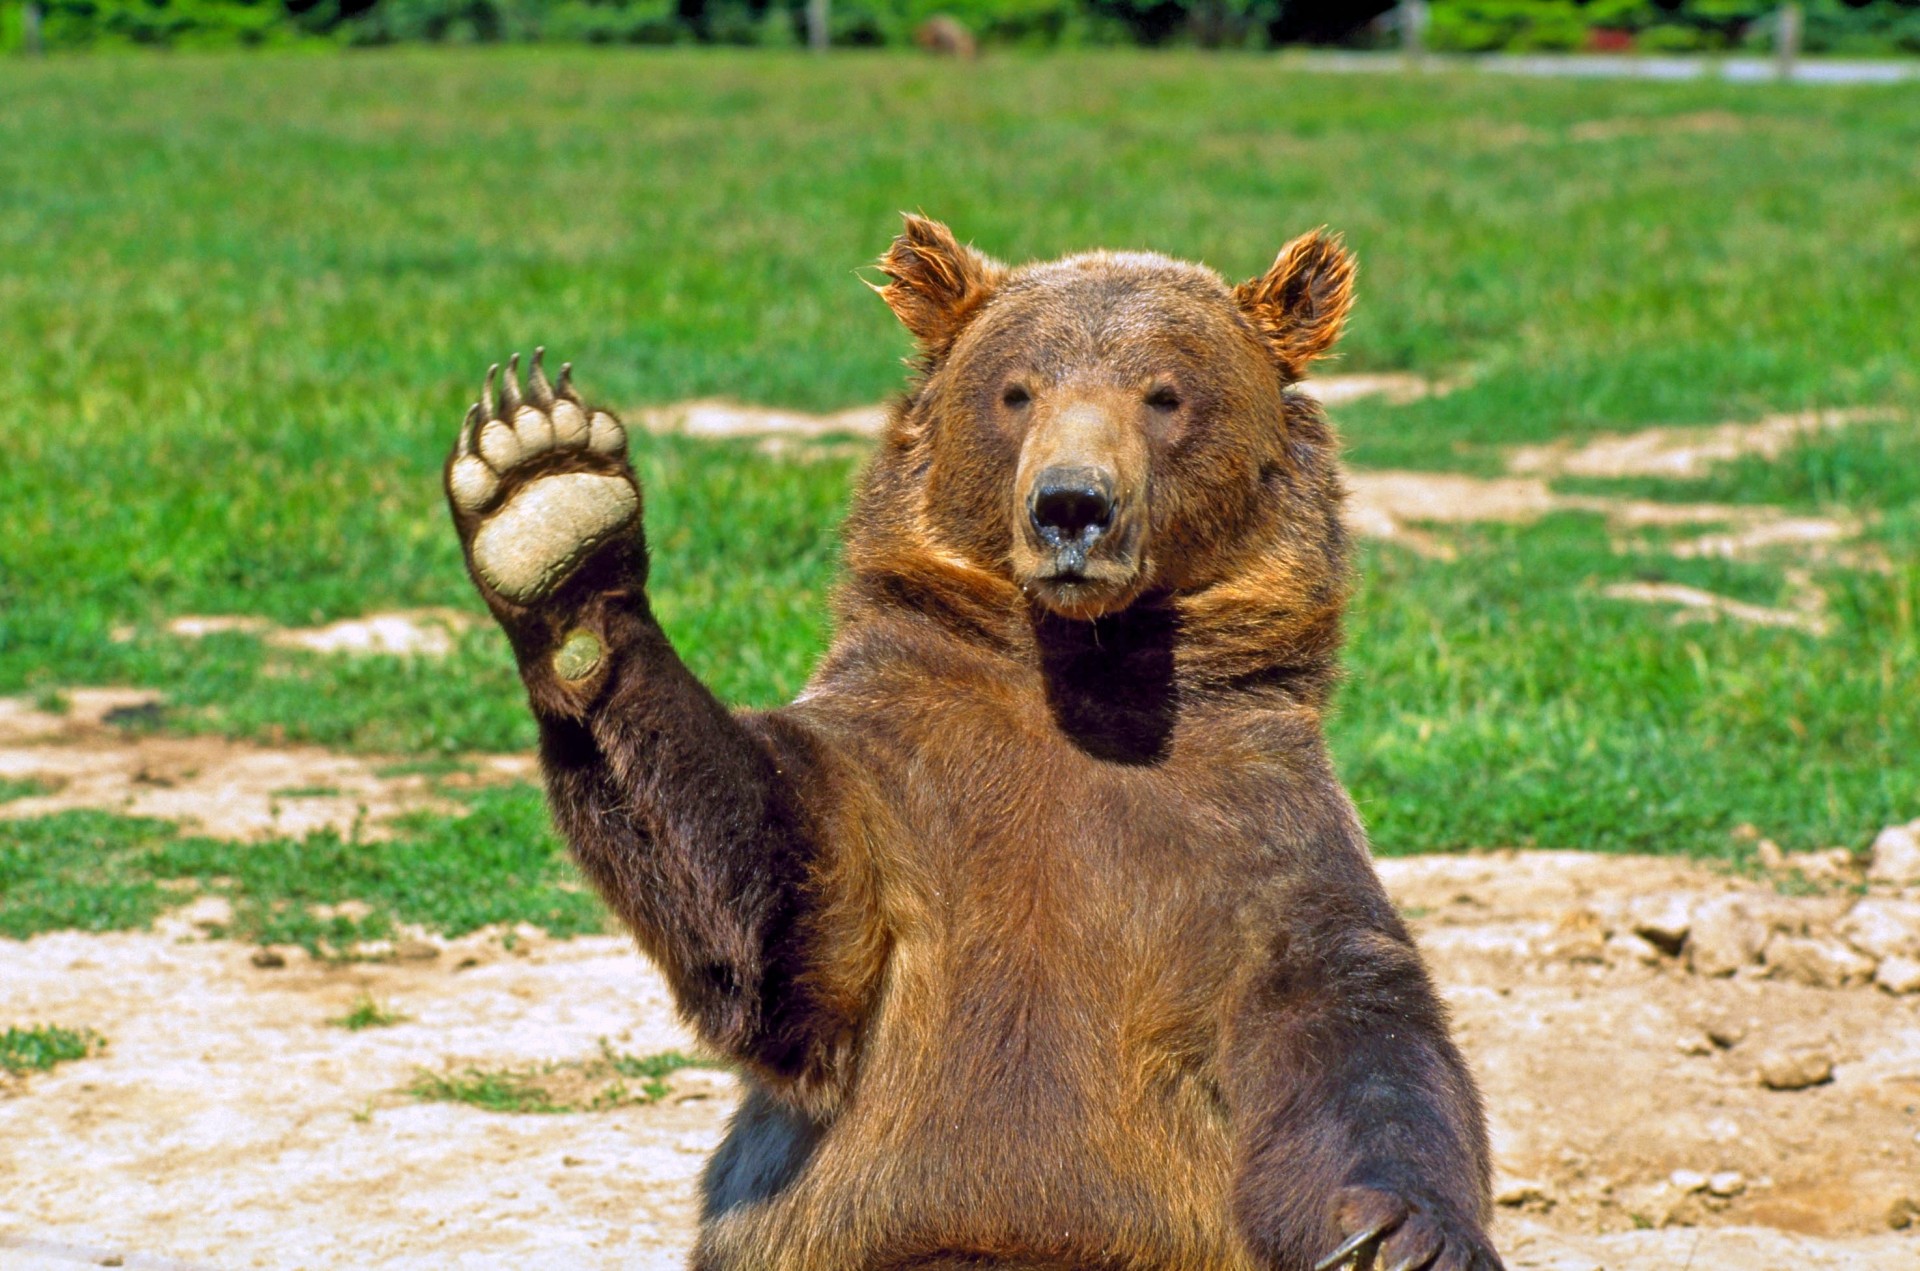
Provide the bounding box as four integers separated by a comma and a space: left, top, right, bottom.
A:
1002, 385, 1032, 409
1145, 387, 1182, 413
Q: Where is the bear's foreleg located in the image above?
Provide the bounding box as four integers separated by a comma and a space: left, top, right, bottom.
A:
445, 353, 869, 1098
1225, 849, 1503, 1271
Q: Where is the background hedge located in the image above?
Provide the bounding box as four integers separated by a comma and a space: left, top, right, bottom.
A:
3, 0, 1918, 58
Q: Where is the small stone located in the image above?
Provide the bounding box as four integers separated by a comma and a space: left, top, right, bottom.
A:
1675, 1033, 1715, 1057
394, 939, 441, 962
562, 1155, 586, 1167
1627, 893, 1691, 955
1868, 820, 1920, 887
1758, 1047, 1834, 1091
1782, 847, 1859, 883
554, 629, 604, 682
1669, 1169, 1709, 1193
1840, 898, 1920, 960
250, 948, 287, 969
1494, 1177, 1550, 1208
1874, 955, 1920, 995
1607, 932, 1665, 966
1762, 933, 1876, 988
1688, 896, 1766, 976
1704, 1018, 1750, 1049
1706, 1171, 1746, 1197
1712, 1021, 1758, 1052
1889, 1196, 1919, 1230
1756, 838, 1786, 870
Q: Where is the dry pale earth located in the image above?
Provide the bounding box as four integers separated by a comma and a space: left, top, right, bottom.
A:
4, 852, 1918, 1271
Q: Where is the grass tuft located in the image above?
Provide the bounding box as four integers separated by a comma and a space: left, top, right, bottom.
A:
1, 1025, 106, 1076
330, 993, 410, 1031
409, 1045, 723, 1114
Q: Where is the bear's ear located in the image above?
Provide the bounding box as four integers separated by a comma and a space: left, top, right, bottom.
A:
1232, 230, 1356, 381
874, 214, 1005, 360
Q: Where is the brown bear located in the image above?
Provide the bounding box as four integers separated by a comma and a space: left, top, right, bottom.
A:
444, 216, 1501, 1271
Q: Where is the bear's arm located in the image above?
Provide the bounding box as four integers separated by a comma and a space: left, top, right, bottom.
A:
1221, 815, 1498, 1270
529, 595, 884, 1112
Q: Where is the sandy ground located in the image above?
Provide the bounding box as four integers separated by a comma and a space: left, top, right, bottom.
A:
4, 851, 1917, 1271
0, 689, 534, 841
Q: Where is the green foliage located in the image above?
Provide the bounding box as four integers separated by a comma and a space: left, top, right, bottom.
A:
330, 993, 411, 1028
1429, 0, 1589, 51
0, 1024, 105, 1075
409, 1045, 722, 1111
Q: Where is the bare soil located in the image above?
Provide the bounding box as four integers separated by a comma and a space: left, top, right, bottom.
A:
0, 689, 533, 841
4, 853, 1916, 1271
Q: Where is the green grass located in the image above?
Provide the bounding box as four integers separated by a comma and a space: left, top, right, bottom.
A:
409, 1045, 721, 1113
330, 993, 411, 1030
0, 787, 607, 946
0, 777, 53, 803
1, 49, 1916, 868
0, 1024, 105, 1076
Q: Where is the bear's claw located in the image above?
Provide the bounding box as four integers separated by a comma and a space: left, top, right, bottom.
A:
448, 348, 638, 607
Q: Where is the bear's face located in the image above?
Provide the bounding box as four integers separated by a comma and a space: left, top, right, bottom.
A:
874, 218, 1354, 624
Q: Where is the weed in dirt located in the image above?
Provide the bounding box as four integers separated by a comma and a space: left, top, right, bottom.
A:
0, 777, 53, 803
1, 1024, 105, 1075
373, 757, 478, 779
330, 993, 409, 1031
0, 787, 606, 945
272, 786, 343, 799
409, 1044, 724, 1114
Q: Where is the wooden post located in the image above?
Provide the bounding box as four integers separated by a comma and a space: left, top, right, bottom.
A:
22, 2, 44, 55
1776, 3, 1802, 81
1401, 0, 1427, 64
806, 0, 828, 51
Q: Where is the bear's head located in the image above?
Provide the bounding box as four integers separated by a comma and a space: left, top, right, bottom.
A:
845, 216, 1356, 687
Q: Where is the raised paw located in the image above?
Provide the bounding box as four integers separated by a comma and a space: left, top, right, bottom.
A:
1313, 1185, 1503, 1271
446, 349, 639, 607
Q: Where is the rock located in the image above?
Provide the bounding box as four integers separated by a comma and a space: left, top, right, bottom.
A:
1704, 1018, 1750, 1049
1780, 846, 1860, 883
394, 939, 441, 962
1869, 820, 1920, 886
1606, 932, 1664, 967
250, 948, 287, 969
1839, 897, 1920, 960
1493, 1177, 1551, 1209
1707, 1171, 1746, 1197
1669, 1169, 1710, 1193
1688, 896, 1766, 976
1762, 933, 1876, 988
1875, 955, 1920, 995
1755, 838, 1786, 870
1757, 1047, 1834, 1091
1890, 1196, 1919, 1230
1627, 893, 1691, 955
180, 894, 234, 931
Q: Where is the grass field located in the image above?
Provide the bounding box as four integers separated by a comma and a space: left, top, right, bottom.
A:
2, 50, 1917, 942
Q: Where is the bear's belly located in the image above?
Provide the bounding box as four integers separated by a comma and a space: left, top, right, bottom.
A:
699, 939, 1253, 1271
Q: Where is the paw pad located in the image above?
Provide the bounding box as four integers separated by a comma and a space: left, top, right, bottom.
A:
449, 350, 639, 605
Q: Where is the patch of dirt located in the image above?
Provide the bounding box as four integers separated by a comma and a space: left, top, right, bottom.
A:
3, 852, 1917, 1269
1507, 408, 1895, 481
0, 689, 532, 841
1600, 581, 1830, 637
148, 608, 476, 658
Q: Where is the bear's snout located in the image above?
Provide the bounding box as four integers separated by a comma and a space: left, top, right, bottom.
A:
1028, 466, 1115, 563
1009, 396, 1149, 620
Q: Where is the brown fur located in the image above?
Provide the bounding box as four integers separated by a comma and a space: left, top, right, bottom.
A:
447, 217, 1500, 1270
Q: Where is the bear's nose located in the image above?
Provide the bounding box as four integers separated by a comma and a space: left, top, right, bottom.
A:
1030, 467, 1115, 546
